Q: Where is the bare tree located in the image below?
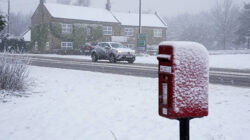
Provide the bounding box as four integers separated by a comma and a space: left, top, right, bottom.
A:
56, 0, 71, 5
1, 12, 32, 36
74, 0, 90, 7
235, 3, 250, 47
211, 0, 240, 49
165, 0, 240, 50
166, 13, 215, 49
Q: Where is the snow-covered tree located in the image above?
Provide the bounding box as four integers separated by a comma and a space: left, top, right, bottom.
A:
1, 12, 31, 36
0, 15, 5, 31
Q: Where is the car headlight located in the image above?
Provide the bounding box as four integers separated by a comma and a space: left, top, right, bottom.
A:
118, 50, 122, 54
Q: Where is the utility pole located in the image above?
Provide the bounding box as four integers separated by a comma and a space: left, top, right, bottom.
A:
4, 0, 10, 52
139, 0, 141, 34
248, 29, 250, 49
7, 0, 10, 34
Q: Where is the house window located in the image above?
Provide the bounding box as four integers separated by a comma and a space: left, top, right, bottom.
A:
154, 29, 162, 37
61, 23, 73, 33
61, 42, 73, 49
103, 26, 112, 35
45, 42, 49, 49
35, 41, 38, 50
124, 28, 134, 36
87, 27, 91, 35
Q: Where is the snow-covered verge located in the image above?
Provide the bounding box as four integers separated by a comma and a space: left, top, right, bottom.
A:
209, 49, 250, 55
22, 53, 92, 60
209, 54, 250, 69
0, 66, 249, 140
136, 54, 250, 70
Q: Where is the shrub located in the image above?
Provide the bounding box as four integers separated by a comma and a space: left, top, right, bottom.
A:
0, 54, 30, 91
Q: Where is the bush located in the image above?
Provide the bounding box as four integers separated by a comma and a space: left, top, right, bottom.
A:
0, 54, 30, 91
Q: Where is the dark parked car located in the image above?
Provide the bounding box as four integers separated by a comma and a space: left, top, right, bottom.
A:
80, 43, 95, 55
91, 42, 136, 63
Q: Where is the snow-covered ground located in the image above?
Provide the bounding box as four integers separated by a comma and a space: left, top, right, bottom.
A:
25, 53, 250, 70
0, 66, 249, 140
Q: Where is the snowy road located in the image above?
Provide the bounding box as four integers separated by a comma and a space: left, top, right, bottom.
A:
2, 53, 250, 86
0, 66, 249, 140
17, 53, 250, 70
28, 56, 250, 87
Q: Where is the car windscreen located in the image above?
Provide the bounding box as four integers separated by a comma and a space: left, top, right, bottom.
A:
110, 43, 127, 48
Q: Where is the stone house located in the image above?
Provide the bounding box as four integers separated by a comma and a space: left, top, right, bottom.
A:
112, 12, 167, 49
31, 1, 167, 51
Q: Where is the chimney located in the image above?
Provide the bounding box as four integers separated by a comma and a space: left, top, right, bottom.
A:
40, 0, 45, 5
106, 0, 111, 11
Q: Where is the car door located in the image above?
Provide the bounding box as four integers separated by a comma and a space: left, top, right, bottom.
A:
98, 43, 108, 59
102, 43, 112, 58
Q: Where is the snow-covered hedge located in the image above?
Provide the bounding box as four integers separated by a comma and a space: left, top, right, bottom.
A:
0, 54, 30, 91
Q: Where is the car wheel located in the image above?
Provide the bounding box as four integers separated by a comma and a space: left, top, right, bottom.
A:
128, 59, 135, 64
91, 53, 98, 62
109, 54, 117, 63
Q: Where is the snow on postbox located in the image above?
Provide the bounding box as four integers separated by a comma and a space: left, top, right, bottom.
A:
157, 41, 209, 119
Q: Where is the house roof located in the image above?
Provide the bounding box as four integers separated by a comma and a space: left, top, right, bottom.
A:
43, 3, 167, 28
44, 3, 119, 23
112, 12, 167, 28
21, 29, 31, 42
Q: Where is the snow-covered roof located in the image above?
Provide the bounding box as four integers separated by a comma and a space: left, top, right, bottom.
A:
22, 29, 31, 42
24, 30, 31, 42
112, 12, 167, 28
44, 3, 119, 23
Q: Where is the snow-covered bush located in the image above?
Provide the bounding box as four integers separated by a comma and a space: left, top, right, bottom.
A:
0, 54, 30, 91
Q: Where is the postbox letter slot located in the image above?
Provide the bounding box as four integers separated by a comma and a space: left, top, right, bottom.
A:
162, 83, 168, 105
157, 54, 171, 60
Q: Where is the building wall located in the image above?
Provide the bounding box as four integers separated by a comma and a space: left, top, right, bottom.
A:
31, 4, 121, 50
31, 4, 52, 25
142, 27, 167, 46
31, 4, 52, 51
31, 3, 167, 51
120, 26, 167, 49
50, 18, 121, 49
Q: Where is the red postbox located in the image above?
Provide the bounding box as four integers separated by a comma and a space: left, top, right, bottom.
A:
157, 41, 209, 119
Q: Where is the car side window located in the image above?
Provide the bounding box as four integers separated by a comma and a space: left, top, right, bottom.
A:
103, 43, 108, 47
98, 43, 104, 48
104, 43, 111, 49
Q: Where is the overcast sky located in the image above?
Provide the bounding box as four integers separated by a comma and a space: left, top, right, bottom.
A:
0, 0, 249, 17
